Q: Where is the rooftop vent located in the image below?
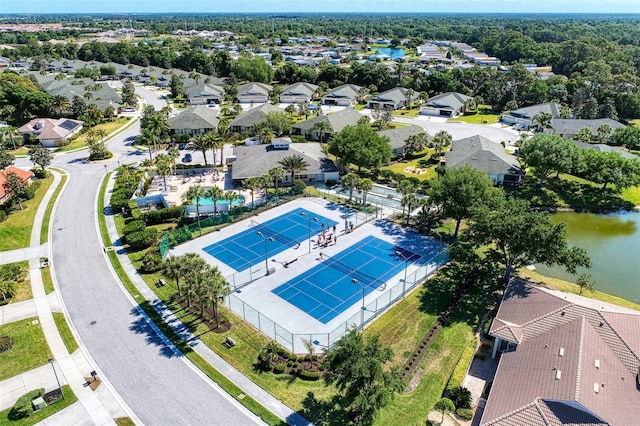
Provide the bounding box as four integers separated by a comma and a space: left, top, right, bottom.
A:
555, 370, 562, 380
559, 347, 565, 357
595, 359, 600, 369
594, 383, 599, 393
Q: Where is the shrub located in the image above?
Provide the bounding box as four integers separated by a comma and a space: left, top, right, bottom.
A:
142, 206, 185, 225
140, 251, 163, 273
446, 386, 472, 409
288, 353, 298, 362
124, 228, 158, 249
446, 345, 475, 390
273, 363, 286, 374
456, 408, 473, 420
0, 335, 15, 353
297, 370, 321, 381
24, 186, 35, 200
32, 169, 49, 179
122, 220, 146, 235
0, 209, 6, 222
325, 179, 338, 188
131, 207, 141, 219
8, 388, 45, 420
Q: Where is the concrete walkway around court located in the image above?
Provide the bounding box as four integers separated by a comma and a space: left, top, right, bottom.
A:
0, 170, 133, 425
103, 172, 311, 426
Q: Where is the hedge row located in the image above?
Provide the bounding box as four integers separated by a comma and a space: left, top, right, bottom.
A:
446, 345, 475, 391
142, 206, 185, 225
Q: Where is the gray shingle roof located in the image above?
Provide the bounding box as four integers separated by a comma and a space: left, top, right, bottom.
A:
445, 135, 523, 176
231, 142, 338, 180
548, 118, 625, 136
506, 102, 563, 120
280, 82, 318, 97
378, 125, 424, 151
370, 87, 412, 104
237, 82, 273, 97
168, 106, 219, 130
571, 141, 637, 160
185, 83, 225, 98
229, 103, 284, 129
293, 107, 363, 133
322, 84, 362, 101
424, 92, 471, 111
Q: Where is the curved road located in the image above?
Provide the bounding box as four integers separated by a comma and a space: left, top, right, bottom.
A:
19, 87, 262, 425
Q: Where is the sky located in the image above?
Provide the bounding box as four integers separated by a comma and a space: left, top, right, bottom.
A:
0, 0, 639, 15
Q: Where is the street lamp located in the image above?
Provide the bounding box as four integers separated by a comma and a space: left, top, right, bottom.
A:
257, 231, 274, 275
300, 212, 318, 253
48, 358, 64, 399
395, 250, 409, 298
352, 278, 366, 326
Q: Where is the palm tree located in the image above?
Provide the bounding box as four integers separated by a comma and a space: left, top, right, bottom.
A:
202, 267, 231, 328
278, 154, 309, 185
155, 153, 172, 190
401, 193, 419, 225
161, 255, 184, 296
49, 95, 71, 117
242, 177, 261, 208
206, 132, 223, 167
284, 104, 296, 118
256, 124, 274, 145
183, 253, 207, 308
403, 133, 429, 159
430, 130, 452, 157
96, 128, 108, 144
204, 186, 224, 214
312, 120, 331, 143
268, 167, 285, 196
224, 190, 238, 209
260, 173, 273, 198
192, 133, 211, 166
397, 179, 417, 217
146, 113, 169, 160
297, 102, 310, 120
167, 146, 180, 174
341, 173, 360, 202
0, 126, 21, 150
357, 178, 373, 205
182, 186, 204, 235
532, 112, 553, 133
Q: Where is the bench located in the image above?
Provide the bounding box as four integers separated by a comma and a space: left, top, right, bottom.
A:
156, 279, 167, 288
224, 336, 237, 348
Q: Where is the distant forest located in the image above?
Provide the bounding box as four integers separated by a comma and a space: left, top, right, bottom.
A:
1, 14, 639, 120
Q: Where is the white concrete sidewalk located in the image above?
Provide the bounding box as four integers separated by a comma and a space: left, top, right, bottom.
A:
0, 170, 135, 425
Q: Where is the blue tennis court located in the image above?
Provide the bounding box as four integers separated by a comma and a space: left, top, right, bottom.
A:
272, 235, 422, 324
202, 207, 338, 271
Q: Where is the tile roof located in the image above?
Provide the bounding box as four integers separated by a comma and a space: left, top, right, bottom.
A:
0, 166, 34, 203
482, 279, 640, 426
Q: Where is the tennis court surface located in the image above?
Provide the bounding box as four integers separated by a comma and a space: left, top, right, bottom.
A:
272, 235, 421, 323
202, 207, 338, 271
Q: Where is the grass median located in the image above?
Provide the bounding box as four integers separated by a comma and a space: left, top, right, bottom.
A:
52, 313, 79, 354
97, 173, 285, 426
40, 171, 68, 245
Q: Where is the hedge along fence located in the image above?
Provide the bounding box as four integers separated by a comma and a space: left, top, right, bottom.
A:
446, 343, 476, 391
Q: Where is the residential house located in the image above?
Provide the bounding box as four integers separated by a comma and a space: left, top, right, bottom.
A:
0, 166, 35, 205
292, 107, 364, 141
378, 125, 424, 157
236, 82, 273, 104
168, 106, 220, 136
444, 135, 524, 186
185, 83, 225, 106
482, 279, 640, 425
18, 118, 84, 148
501, 102, 563, 128
231, 141, 339, 185
279, 82, 319, 104
420, 92, 471, 117
229, 103, 284, 133
571, 141, 637, 160
367, 87, 419, 111
545, 118, 625, 139
321, 84, 364, 106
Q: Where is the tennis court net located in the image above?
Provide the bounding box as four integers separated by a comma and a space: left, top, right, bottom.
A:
251, 219, 300, 248
321, 255, 385, 289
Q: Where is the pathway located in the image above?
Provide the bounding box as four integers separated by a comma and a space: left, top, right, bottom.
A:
103, 172, 310, 425
0, 244, 48, 265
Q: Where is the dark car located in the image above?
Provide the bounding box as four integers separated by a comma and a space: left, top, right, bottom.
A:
182, 153, 193, 163
178, 143, 186, 150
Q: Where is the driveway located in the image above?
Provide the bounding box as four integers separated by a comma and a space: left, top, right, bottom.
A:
15, 87, 263, 425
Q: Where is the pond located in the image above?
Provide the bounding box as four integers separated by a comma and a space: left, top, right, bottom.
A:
534, 211, 640, 304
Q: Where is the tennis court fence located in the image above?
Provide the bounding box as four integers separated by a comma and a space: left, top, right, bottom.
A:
224, 247, 449, 354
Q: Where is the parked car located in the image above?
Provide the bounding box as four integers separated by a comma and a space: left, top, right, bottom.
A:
182, 153, 193, 163
178, 142, 186, 150
123, 107, 136, 112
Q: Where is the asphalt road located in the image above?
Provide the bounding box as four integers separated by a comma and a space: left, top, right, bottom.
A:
18, 87, 263, 425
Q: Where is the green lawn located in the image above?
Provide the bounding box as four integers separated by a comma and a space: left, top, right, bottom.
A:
381, 150, 438, 181
392, 109, 421, 118
41, 262, 55, 295
447, 106, 500, 125
621, 185, 640, 206
52, 313, 79, 354
0, 176, 53, 251
1, 261, 31, 304
0, 317, 51, 381
7, 147, 29, 158
56, 118, 130, 152
0, 385, 77, 426
40, 172, 68, 244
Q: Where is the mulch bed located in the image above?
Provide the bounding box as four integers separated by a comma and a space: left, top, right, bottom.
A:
43, 389, 63, 404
